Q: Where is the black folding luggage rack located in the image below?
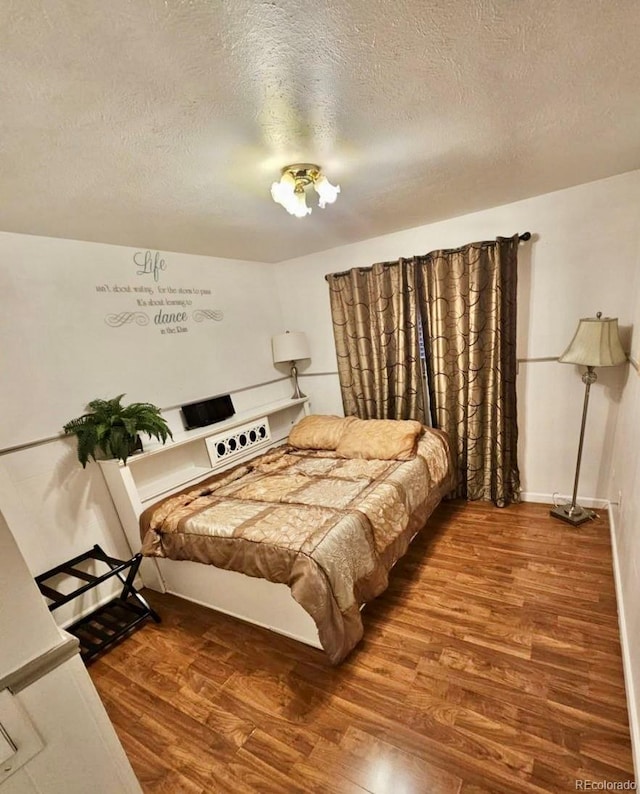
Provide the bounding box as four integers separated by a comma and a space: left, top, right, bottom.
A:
35, 544, 161, 662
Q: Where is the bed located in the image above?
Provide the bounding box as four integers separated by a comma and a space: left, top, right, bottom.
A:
139, 415, 453, 664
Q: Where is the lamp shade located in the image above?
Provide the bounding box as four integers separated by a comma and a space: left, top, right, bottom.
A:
272, 331, 310, 363
314, 175, 341, 208
270, 171, 296, 207
559, 315, 626, 367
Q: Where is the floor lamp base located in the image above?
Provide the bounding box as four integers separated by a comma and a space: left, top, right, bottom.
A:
549, 503, 594, 526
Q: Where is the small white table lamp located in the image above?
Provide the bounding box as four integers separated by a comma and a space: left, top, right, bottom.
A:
272, 331, 310, 399
551, 312, 626, 526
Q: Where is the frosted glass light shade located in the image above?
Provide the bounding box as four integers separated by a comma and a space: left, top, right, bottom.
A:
272, 331, 310, 363
314, 175, 341, 208
559, 316, 626, 367
289, 190, 312, 218
271, 175, 312, 217
270, 172, 296, 207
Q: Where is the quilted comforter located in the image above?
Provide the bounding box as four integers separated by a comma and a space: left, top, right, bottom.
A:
140, 427, 453, 663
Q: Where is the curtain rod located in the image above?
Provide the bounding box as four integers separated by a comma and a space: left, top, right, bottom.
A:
324, 233, 531, 281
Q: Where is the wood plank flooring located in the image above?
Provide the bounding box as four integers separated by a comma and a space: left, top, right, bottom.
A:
88, 501, 635, 793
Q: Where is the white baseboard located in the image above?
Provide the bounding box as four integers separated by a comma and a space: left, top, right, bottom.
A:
520, 491, 609, 509
607, 503, 639, 782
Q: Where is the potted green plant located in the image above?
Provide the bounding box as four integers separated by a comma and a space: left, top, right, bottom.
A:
63, 394, 173, 467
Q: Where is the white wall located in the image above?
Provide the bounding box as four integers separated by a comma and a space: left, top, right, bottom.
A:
0, 232, 284, 449
0, 510, 63, 673
0, 510, 141, 793
608, 242, 640, 773
275, 170, 640, 503
0, 233, 288, 611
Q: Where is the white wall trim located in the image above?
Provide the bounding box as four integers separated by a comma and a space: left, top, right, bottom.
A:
0, 376, 292, 455
608, 503, 640, 782
0, 634, 80, 694
520, 492, 609, 509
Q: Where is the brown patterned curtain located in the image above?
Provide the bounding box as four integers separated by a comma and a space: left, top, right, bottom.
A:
327, 260, 426, 422
416, 236, 520, 506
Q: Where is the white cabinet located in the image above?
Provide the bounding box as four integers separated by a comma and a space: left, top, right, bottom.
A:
98, 398, 310, 589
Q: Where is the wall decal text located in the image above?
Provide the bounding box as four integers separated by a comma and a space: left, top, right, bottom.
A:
134, 250, 167, 282
96, 252, 224, 336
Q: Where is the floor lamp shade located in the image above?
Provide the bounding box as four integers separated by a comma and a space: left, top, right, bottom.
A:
551, 312, 626, 526
559, 316, 626, 367
272, 331, 310, 399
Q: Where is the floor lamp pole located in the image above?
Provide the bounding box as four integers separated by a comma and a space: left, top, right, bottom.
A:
550, 366, 596, 526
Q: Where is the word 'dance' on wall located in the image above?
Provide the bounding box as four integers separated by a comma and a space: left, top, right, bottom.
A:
97, 251, 224, 335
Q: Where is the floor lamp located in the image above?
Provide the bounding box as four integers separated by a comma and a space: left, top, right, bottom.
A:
272, 331, 310, 399
550, 312, 626, 526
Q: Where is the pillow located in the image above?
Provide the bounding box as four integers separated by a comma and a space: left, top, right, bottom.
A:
288, 414, 356, 450
336, 418, 424, 460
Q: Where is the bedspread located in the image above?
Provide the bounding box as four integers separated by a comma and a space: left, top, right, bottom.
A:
140, 427, 453, 663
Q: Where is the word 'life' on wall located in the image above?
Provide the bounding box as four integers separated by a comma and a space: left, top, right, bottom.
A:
95, 250, 224, 335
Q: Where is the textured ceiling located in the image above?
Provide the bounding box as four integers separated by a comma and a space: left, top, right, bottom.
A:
1, 0, 639, 262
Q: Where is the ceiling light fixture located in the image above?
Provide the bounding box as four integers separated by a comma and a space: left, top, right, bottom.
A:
270, 164, 340, 218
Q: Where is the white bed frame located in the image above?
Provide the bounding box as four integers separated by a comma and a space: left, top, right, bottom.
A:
98, 397, 322, 649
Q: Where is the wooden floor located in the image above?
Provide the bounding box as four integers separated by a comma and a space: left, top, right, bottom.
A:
89, 501, 635, 793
